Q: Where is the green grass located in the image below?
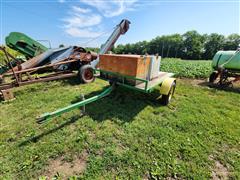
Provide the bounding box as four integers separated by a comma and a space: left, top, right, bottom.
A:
0, 77, 239, 179
0, 46, 22, 64
161, 58, 212, 78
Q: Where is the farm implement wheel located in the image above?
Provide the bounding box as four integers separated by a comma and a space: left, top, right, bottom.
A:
78, 65, 95, 83
161, 81, 176, 105
209, 71, 218, 83
215, 69, 234, 88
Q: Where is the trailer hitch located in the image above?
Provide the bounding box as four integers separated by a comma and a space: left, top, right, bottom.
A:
36, 83, 115, 124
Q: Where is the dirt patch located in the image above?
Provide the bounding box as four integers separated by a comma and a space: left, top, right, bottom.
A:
143, 173, 150, 180
209, 156, 229, 180
180, 78, 240, 93
178, 78, 208, 87
190, 79, 208, 86
43, 150, 88, 179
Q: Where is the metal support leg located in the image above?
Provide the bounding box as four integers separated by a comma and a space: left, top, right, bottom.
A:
81, 94, 85, 115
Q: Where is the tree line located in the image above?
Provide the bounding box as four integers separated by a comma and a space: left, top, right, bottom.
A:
112, 31, 240, 60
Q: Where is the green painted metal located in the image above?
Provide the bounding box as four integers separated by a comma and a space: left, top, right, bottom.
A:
5, 32, 48, 58
36, 85, 114, 123
0, 64, 8, 74
96, 69, 148, 83
37, 69, 174, 123
146, 73, 174, 92
212, 50, 240, 71
118, 83, 147, 93
96, 69, 174, 93
95, 69, 148, 92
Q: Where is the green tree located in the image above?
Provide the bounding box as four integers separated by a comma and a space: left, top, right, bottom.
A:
203, 33, 225, 59
114, 44, 125, 54
164, 34, 183, 58
85, 47, 100, 53
223, 34, 240, 50
182, 30, 205, 59
112, 31, 237, 60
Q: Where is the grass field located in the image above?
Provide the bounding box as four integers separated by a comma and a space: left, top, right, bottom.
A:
1, 75, 240, 179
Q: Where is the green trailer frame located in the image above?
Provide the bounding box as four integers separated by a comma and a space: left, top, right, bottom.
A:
97, 69, 174, 93
37, 69, 176, 123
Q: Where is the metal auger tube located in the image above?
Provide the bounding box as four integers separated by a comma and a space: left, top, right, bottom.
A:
36, 84, 114, 123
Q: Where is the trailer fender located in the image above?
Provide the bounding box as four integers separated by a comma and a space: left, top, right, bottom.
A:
160, 78, 176, 95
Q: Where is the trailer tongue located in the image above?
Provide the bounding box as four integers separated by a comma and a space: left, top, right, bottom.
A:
37, 84, 114, 123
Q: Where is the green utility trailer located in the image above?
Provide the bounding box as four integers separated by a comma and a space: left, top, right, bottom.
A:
37, 69, 176, 123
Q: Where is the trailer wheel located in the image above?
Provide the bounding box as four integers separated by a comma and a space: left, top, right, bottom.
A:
209, 71, 218, 83
78, 65, 95, 83
161, 81, 176, 105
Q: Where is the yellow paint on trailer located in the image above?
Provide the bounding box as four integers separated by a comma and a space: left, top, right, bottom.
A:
160, 77, 176, 95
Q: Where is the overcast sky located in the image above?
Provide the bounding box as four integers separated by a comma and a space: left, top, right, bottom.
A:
1, 0, 239, 48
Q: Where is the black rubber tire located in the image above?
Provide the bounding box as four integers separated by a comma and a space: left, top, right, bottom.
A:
78, 65, 95, 83
161, 81, 176, 105
209, 71, 218, 83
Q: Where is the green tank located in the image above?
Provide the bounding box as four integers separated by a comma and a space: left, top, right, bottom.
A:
212, 50, 240, 71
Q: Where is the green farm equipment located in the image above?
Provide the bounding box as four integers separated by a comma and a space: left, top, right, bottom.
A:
0, 32, 48, 76
5, 32, 48, 59
209, 47, 240, 86
37, 54, 176, 123
0, 46, 28, 79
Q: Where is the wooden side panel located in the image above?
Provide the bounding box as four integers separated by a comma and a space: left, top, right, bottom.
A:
99, 54, 151, 79
136, 56, 150, 79
99, 55, 136, 76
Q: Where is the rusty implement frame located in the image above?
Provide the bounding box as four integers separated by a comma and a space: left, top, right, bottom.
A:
0, 46, 98, 101
0, 58, 79, 100
0, 59, 80, 89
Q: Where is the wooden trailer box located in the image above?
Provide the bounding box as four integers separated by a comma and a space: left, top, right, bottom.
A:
99, 54, 161, 85
99, 54, 151, 78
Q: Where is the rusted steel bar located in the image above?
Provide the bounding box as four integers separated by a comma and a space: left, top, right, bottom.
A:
0, 72, 77, 90
17, 72, 77, 85
4, 51, 96, 76
0, 83, 15, 90
1, 47, 19, 84
0, 46, 16, 62
3, 58, 79, 76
